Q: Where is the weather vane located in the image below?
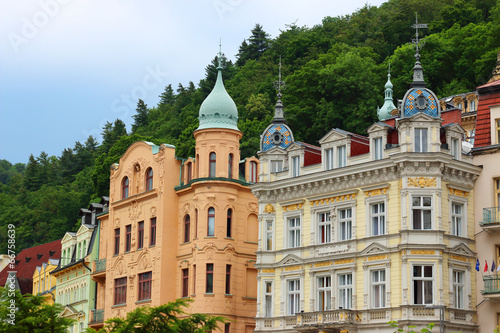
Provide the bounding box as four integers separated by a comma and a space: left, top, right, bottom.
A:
217, 39, 223, 69
273, 56, 286, 99
411, 13, 428, 61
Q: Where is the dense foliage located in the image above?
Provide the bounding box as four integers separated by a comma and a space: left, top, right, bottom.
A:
1, 0, 499, 254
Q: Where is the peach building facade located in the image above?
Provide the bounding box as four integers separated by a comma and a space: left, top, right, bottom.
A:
90, 57, 258, 332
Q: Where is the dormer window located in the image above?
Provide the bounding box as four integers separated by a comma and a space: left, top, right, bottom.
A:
374, 138, 383, 160
325, 148, 334, 170
470, 100, 476, 111
270, 160, 283, 173
451, 138, 459, 159
496, 119, 500, 144
337, 145, 346, 167
291, 156, 300, 177
414, 128, 428, 152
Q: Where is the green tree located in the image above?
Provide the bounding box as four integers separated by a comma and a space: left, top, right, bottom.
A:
388, 321, 434, 333
100, 119, 128, 154
159, 84, 176, 106
23, 154, 43, 191
132, 99, 149, 133
87, 299, 225, 333
236, 24, 271, 66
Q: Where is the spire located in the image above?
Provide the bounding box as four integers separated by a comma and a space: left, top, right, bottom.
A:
377, 62, 398, 120
217, 39, 223, 70
410, 13, 428, 88
272, 56, 286, 123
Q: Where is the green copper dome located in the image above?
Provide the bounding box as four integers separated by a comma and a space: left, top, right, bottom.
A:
377, 73, 397, 121
197, 68, 239, 131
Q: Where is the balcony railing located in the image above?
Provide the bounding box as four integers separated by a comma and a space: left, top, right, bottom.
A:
480, 207, 500, 225
482, 275, 500, 294
93, 259, 106, 274
90, 309, 104, 324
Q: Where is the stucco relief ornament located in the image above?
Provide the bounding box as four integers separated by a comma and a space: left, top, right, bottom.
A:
114, 218, 120, 228
407, 177, 436, 188
183, 202, 191, 213
140, 256, 149, 269
128, 200, 142, 221
248, 202, 258, 213
263, 204, 275, 214
150, 206, 157, 218
206, 248, 215, 260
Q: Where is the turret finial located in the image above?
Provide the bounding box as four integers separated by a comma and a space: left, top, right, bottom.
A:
217, 39, 223, 70
272, 56, 286, 123
410, 13, 428, 87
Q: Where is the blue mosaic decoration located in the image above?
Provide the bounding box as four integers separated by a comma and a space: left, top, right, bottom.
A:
262, 124, 292, 151
403, 88, 438, 117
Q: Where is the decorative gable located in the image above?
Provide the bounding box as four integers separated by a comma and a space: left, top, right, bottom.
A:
360, 242, 390, 256
318, 128, 349, 145
278, 254, 304, 267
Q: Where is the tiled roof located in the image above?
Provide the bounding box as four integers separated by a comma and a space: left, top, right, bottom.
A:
0, 239, 61, 294
441, 109, 462, 127
475, 79, 500, 148
297, 141, 322, 166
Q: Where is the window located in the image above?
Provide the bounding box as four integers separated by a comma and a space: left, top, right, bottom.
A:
270, 160, 283, 173
138, 221, 144, 249
374, 137, 383, 160
226, 209, 232, 238
125, 225, 131, 252
372, 270, 386, 308
371, 203, 385, 236
412, 196, 432, 230
184, 215, 190, 243
209, 152, 216, 178
496, 119, 500, 145
414, 128, 428, 152
337, 145, 346, 167
207, 208, 215, 237
146, 168, 153, 191
495, 178, 500, 208
339, 208, 352, 241
292, 156, 300, 177
150, 217, 156, 246
138, 272, 151, 301
224, 323, 230, 333
250, 161, 258, 183
206, 264, 214, 293
182, 269, 189, 297
288, 217, 301, 248
453, 270, 464, 309
451, 138, 459, 159
114, 228, 120, 255
228, 154, 233, 178
122, 177, 129, 199
195, 209, 198, 238
187, 162, 192, 182
317, 276, 331, 311
470, 100, 476, 111
287, 279, 300, 315
413, 265, 433, 304
265, 220, 273, 251
451, 203, 463, 236
264, 281, 273, 317
114, 277, 127, 305
325, 148, 334, 170
225, 265, 231, 294
318, 212, 331, 244
338, 273, 352, 309
193, 265, 196, 294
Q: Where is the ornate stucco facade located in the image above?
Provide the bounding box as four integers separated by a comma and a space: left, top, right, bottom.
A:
33, 258, 59, 305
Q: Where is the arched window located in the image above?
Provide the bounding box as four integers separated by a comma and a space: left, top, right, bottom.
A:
208, 207, 215, 237
146, 168, 153, 191
209, 152, 216, 178
184, 215, 191, 243
250, 161, 258, 183
196, 154, 199, 178
187, 162, 192, 183
228, 154, 233, 178
227, 209, 232, 238
470, 100, 476, 111
77, 243, 81, 260
122, 177, 129, 199
83, 240, 86, 258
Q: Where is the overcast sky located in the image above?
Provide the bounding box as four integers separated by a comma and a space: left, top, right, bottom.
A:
0, 0, 386, 164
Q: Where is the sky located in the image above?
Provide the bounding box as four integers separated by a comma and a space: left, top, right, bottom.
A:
0, 0, 386, 165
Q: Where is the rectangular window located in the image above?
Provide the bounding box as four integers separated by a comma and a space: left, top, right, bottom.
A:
266, 221, 273, 251
338, 273, 352, 309
496, 119, 500, 145
187, 163, 192, 182
292, 156, 300, 177
208, 208, 215, 237
138, 272, 151, 301
337, 145, 346, 167
288, 217, 301, 248
270, 160, 283, 173
412, 196, 432, 230
224, 323, 230, 333
372, 270, 386, 308
451, 138, 459, 159
184, 215, 191, 243
226, 210, 232, 238
114, 277, 127, 305
415, 128, 428, 152
413, 265, 433, 304
371, 203, 385, 236
264, 281, 273, 317
318, 212, 331, 244
325, 148, 334, 170
150, 218, 156, 246
495, 178, 500, 208
339, 208, 352, 241
451, 203, 463, 236
182, 268, 189, 297
114, 228, 120, 255
287, 279, 300, 315
317, 276, 331, 311
206, 264, 214, 294
193, 265, 196, 295
125, 225, 131, 252
453, 270, 464, 309
138, 221, 144, 249
250, 161, 258, 183
374, 137, 383, 160
225, 265, 231, 294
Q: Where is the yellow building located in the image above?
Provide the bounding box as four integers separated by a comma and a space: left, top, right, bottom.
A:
32, 258, 59, 304
90, 52, 258, 332
251, 52, 482, 332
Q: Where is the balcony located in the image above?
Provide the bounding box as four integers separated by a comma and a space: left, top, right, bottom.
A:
480, 207, 500, 232
88, 309, 104, 329
482, 275, 500, 300
91, 259, 106, 281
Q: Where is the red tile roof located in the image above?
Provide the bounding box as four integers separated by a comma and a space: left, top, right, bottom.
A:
297, 142, 322, 166
475, 79, 500, 148
441, 109, 462, 127
0, 239, 61, 295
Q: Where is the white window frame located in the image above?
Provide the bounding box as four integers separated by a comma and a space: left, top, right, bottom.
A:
452, 270, 464, 309
450, 138, 459, 159
291, 155, 300, 177
317, 275, 331, 311
337, 145, 346, 168
338, 272, 352, 309
374, 137, 383, 160
370, 202, 386, 236
414, 128, 428, 152
270, 160, 283, 173
338, 207, 352, 241
265, 220, 274, 251
451, 202, 464, 237
317, 212, 331, 244
287, 217, 301, 248
264, 281, 274, 317
325, 148, 334, 170
371, 269, 386, 308
412, 264, 434, 305
287, 279, 301, 315
411, 195, 433, 230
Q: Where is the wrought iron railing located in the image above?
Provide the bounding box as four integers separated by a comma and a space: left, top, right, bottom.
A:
482, 275, 500, 294
93, 259, 106, 274
90, 309, 104, 324
480, 207, 500, 225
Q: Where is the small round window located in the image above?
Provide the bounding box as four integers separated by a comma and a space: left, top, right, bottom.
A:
415, 94, 428, 110
271, 131, 283, 145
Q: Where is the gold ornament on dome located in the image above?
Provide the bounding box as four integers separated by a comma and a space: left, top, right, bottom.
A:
408, 177, 436, 188
263, 204, 275, 213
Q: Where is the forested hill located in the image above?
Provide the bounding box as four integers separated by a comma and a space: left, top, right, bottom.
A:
1, 0, 499, 253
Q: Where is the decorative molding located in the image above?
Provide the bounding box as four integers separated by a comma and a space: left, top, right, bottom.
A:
263, 204, 275, 213
282, 203, 303, 211
311, 193, 357, 206
448, 188, 469, 198
408, 177, 436, 188
410, 250, 435, 255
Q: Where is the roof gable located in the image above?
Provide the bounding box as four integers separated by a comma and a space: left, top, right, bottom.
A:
319, 128, 350, 144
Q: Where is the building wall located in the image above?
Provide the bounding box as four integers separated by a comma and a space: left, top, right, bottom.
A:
32, 261, 58, 305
